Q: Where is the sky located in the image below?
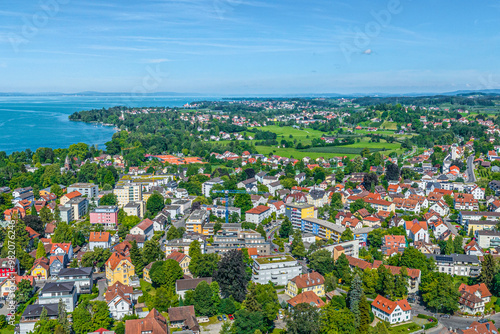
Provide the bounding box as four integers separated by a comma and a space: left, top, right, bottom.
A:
0, 0, 500, 95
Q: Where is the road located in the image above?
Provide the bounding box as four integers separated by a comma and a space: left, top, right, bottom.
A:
410, 299, 500, 332
466, 155, 476, 183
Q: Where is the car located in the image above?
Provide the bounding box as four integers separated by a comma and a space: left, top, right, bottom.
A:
279, 314, 284, 319
428, 319, 434, 322
222, 314, 227, 321
217, 316, 223, 321
279, 310, 282, 315
228, 314, 234, 320
274, 248, 278, 251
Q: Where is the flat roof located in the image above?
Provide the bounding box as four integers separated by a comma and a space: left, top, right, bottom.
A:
254, 255, 296, 265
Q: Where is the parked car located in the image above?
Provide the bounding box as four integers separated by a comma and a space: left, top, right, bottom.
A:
217, 316, 223, 321
228, 314, 234, 320
274, 248, 278, 251
222, 314, 227, 321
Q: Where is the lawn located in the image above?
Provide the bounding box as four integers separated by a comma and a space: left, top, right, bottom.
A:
140, 279, 156, 296
380, 121, 398, 130
388, 322, 421, 333
254, 145, 359, 160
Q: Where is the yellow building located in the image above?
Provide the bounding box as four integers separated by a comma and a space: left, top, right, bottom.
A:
186, 210, 208, 234
166, 251, 191, 276
30, 257, 49, 280
285, 271, 325, 298
105, 252, 135, 286
143, 262, 153, 283
285, 203, 316, 230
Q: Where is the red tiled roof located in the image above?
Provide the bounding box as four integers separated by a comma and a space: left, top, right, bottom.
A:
287, 291, 325, 308
246, 205, 270, 215
290, 272, 325, 289
371, 295, 411, 315
89, 232, 111, 243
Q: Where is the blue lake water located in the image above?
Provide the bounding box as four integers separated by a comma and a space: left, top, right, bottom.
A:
0, 95, 218, 154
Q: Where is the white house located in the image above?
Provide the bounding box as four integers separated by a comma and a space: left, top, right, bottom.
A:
429, 200, 449, 217
470, 185, 485, 200
105, 281, 133, 320
404, 220, 430, 243
89, 232, 111, 250
246, 205, 271, 224
129, 218, 154, 240
371, 295, 412, 324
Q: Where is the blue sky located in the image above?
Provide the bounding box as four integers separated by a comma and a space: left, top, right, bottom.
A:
1, 0, 500, 94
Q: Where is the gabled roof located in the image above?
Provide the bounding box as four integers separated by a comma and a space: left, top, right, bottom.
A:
125, 308, 168, 334
166, 251, 189, 263
50, 243, 72, 254
290, 271, 325, 289
287, 291, 325, 308
246, 205, 270, 215
106, 252, 132, 271
459, 283, 492, 299
63, 191, 81, 200
89, 232, 111, 243
371, 295, 411, 314
134, 218, 154, 231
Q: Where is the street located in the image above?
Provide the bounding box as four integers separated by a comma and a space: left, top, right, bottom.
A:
466, 155, 476, 183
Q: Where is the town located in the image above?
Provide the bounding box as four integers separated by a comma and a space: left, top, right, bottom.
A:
3, 96, 500, 334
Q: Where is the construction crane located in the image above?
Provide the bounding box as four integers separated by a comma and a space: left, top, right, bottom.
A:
212, 189, 266, 224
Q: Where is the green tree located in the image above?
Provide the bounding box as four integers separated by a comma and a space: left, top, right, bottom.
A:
39, 206, 53, 225
480, 254, 496, 290
81, 247, 112, 270
320, 305, 356, 334
14, 279, 33, 307
214, 249, 249, 302
142, 239, 164, 265
358, 294, 371, 334
194, 253, 220, 278
58, 298, 71, 334
376, 265, 395, 298
149, 259, 184, 290
279, 217, 293, 239
153, 285, 178, 312
234, 193, 253, 214
146, 192, 165, 216
291, 229, 306, 258
232, 309, 265, 334
130, 240, 144, 273
285, 302, 321, 334
308, 250, 335, 276
394, 267, 409, 298
340, 228, 354, 242
99, 193, 117, 206
36, 241, 47, 259
193, 281, 216, 316
334, 253, 351, 283
420, 272, 459, 314
348, 274, 362, 329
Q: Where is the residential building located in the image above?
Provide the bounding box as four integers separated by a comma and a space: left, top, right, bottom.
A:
60, 191, 81, 205
246, 205, 271, 224
206, 229, 271, 256
30, 257, 49, 280
252, 255, 302, 285
382, 235, 406, 257
20, 303, 58, 334
465, 240, 484, 256
57, 267, 93, 294
285, 271, 325, 298
476, 230, 500, 249
167, 251, 191, 276
371, 295, 412, 324
125, 309, 168, 334
186, 210, 209, 234
49, 255, 67, 276
287, 291, 325, 308
59, 206, 74, 223
114, 183, 142, 208
90, 206, 119, 229
404, 220, 429, 243
292, 218, 345, 242
105, 252, 135, 286
322, 239, 360, 261
67, 183, 99, 198
106, 281, 133, 320
123, 201, 144, 218
168, 305, 200, 333
425, 253, 481, 277
364, 198, 395, 212
175, 277, 213, 299
202, 177, 224, 197
457, 321, 497, 334
89, 232, 112, 250
64, 197, 88, 220
165, 238, 202, 257
50, 243, 73, 260
38, 281, 77, 312
459, 211, 500, 224
306, 189, 328, 207
285, 203, 316, 228
459, 283, 492, 314
0, 258, 19, 279
130, 218, 154, 240
454, 193, 479, 211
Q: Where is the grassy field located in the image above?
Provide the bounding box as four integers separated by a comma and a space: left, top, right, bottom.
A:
254, 146, 359, 159
380, 121, 398, 130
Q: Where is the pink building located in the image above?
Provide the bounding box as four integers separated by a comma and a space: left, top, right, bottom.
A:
90, 206, 119, 229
